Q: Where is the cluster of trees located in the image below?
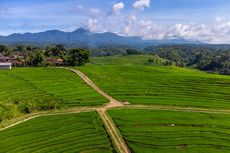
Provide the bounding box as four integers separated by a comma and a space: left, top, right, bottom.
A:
144, 45, 230, 75
91, 45, 142, 56
0, 98, 59, 123
148, 56, 173, 66
0, 44, 91, 66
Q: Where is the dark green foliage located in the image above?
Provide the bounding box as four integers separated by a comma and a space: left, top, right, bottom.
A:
0, 45, 91, 67
91, 45, 136, 56
0, 45, 8, 53
29, 49, 45, 66
144, 45, 230, 75
68, 48, 90, 66
125, 49, 141, 55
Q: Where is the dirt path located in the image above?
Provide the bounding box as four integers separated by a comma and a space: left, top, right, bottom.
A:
2, 68, 229, 153
69, 68, 130, 153
98, 110, 130, 153
0, 107, 95, 131
1, 68, 130, 153
69, 68, 123, 108
124, 105, 230, 114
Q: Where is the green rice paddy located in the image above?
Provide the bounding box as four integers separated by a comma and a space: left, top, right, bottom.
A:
0, 112, 114, 153
79, 55, 230, 109
0, 68, 107, 108
108, 109, 230, 153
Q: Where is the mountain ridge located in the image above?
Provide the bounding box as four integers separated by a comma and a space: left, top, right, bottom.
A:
0, 28, 202, 48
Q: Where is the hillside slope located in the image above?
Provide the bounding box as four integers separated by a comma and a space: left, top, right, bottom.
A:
79, 55, 230, 109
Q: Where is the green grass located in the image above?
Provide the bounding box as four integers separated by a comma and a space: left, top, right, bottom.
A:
108, 109, 230, 153
0, 68, 107, 108
90, 54, 166, 66
0, 111, 114, 153
78, 55, 230, 109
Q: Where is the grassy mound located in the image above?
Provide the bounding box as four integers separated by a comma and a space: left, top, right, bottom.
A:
0, 112, 114, 153
79, 55, 230, 109
108, 109, 230, 153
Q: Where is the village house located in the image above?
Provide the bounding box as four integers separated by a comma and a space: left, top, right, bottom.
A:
45, 57, 64, 66
0, 62, 12, 70
0, 53, 21, 66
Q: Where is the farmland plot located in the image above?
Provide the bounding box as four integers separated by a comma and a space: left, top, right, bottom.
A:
0, 68, 107, 108
108, 109, 230, 153
79, 55, 230, 109
0, 112, 114, 153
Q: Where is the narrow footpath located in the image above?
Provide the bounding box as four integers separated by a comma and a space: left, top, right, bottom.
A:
69, 68, 130, 153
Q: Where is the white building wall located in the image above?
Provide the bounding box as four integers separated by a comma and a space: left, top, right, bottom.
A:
0, 63, 12, 70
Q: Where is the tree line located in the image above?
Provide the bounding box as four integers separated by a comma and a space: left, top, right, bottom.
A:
144, 45, 230, 75
0, 44, 91, 66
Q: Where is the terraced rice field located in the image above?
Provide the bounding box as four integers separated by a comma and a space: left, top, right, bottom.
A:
108, 109, 230, 153
0, 68, 107, 108
0, 111, 114, 153
79, 55, 230, 109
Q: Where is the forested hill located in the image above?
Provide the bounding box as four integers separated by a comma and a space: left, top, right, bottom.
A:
144, 45, 230, 75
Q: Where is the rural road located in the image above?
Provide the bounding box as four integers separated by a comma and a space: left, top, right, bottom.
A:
1, 68, 130, 153
69, 68, 130, 153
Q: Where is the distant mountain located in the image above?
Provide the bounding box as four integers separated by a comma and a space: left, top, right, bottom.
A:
0, 28, 203, 48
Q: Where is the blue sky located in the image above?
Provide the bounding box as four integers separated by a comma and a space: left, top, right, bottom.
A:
0, 0, 230, 43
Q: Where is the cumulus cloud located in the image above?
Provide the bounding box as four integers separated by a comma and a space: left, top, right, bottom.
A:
121, 16, 230, 44
88, 19, 97, 30
87, 18, 103, 32
112, 2, 125, 14
133, 0, 150, 10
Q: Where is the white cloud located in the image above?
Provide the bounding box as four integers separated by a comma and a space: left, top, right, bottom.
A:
133, 0, 150, 10
88, 18, 102, 32
112, 2, 125, 14
85, 14, 230, 44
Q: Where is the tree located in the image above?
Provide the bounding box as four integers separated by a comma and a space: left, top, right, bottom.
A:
29, 49, 45, 66
68, 48, 90, 66
16, 45, 26, 52
126, 49, 140, 55
0, 45, 8, 53
52, 44, 66, 57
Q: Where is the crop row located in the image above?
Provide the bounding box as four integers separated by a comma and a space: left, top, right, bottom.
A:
0, 112, 114, 153
0, 68, 107, 107
108, 109, 230, 153
79, 64, 230, 109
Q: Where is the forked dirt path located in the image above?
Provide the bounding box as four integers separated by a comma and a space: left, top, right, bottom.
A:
0, 68, 130, 153
2, 68, 229, 153
68, 68, 123, 109
69, 68, 130, 153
